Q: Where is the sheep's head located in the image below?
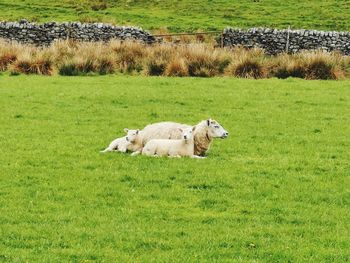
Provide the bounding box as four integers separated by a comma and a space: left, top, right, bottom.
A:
205, 119, 229, 139
124, 128, 139, 143
179, 127, 195, 142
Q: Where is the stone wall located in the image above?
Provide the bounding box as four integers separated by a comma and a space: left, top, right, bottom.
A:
222, 27, 350, 55
0, 20, 155, 45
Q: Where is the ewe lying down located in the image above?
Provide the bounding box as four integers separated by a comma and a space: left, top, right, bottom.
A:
142, 127, 204, 158
140, 119, 229, 156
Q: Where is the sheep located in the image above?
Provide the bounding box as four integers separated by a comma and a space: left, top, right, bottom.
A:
100, 128, 142, 153
138, 119, 228, 156
142, 126, 204, 158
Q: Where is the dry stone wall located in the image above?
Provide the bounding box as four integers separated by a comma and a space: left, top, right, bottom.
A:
1, 21, 350, 55
0, 20, 155, 45
222, 27, 350, 55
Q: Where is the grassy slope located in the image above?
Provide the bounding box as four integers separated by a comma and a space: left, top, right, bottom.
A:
0, 0, 349, 32
0, 75, 350, 262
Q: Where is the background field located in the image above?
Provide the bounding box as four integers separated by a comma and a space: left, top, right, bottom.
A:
0, 0, 349, 32
0, 75, 349, 262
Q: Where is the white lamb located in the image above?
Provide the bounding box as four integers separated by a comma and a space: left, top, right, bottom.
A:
101, 129, 141, 153
141, 127, 204, 158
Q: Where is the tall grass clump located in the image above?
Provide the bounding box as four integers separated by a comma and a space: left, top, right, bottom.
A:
164, 58, 189, 77
57, 42, 116, 75
225, 48, 266, 79
9, 48, 53, 75
180, 44, 231, 77
0, 39, 349, 79
109, 40, 145, 73
0, 40, 20, 71
143, 44, 173, 76
269, 53, 306, 79
301, 51, 344, 80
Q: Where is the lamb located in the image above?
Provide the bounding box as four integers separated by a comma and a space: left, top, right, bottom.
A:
142, 127, 204, 158
139, 119, 229, 156
100, 128, 142, 153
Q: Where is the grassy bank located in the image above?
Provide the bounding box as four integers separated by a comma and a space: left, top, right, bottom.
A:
0, 0, 349, 32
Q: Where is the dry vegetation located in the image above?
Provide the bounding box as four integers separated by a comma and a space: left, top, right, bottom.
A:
0, 39, 349, 79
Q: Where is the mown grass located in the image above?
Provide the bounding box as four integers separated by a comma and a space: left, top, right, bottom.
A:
0, 75, 350, 262
0, 0, 349, 32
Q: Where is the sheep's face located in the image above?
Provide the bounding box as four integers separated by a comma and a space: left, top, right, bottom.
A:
179, 127, 195, 141
124, 128, 139, 143
206, 119, 229, 139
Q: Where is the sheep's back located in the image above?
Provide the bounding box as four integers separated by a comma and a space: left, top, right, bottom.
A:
141, 122, 190, 145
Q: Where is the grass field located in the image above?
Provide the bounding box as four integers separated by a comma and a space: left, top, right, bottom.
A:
0, 0, 349, 32
0, 75, 350, 262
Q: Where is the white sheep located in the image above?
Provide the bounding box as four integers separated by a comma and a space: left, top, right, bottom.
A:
141, 127, 204, 158
139, 119, 229, 156
101, 128, 142, 153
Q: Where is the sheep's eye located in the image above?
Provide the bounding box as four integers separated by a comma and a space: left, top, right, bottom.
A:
214, 125, 219, 128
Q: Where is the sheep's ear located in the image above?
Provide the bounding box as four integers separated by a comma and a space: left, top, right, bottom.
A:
136, 129, 139, 134
192, 126, 196, 131
124, 128, 129, 133
207, 119, 210, 126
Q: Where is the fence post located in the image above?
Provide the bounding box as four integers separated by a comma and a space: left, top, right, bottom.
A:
286, 25, 290, 53
221, 32, 224, 48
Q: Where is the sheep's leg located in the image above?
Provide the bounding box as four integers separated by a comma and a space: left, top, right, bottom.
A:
118, 146, 128, 153
100, 147, 111, 153
141, 148, 155, 156
131, 151, 141, 156
169, 155, 181, 158
191, 155, 206, 159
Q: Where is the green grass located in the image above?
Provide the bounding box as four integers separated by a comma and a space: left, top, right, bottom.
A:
0, 75, 350, 262
0, 0, 349, 32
